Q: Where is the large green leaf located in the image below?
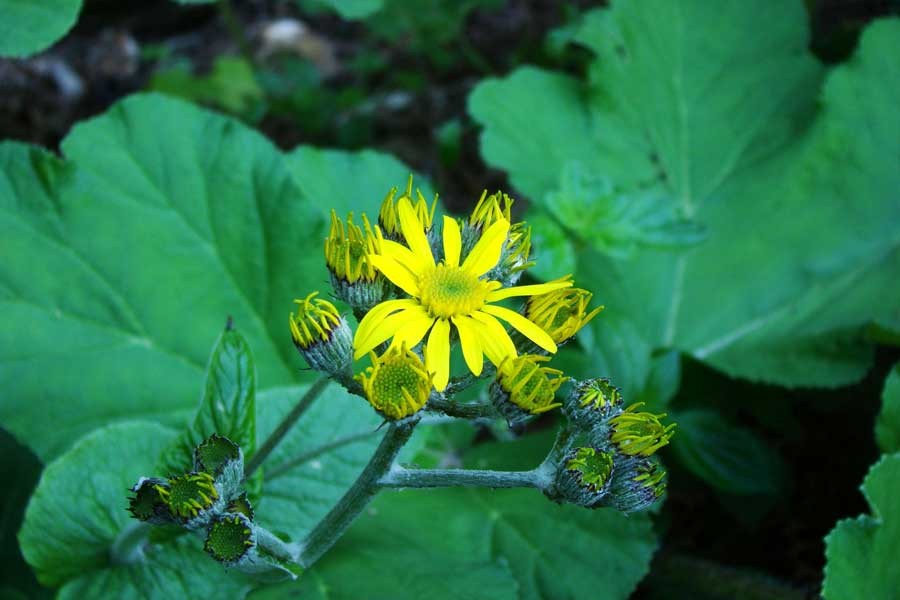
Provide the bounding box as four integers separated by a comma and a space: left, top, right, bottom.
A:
252, 490, 519, 600
470, 3, 900, 388
18, 421, 253, 596
822, 453, 900, 599
158, 326, 257, 475
299, 0, 384, 20
0, 94, 424, 461
670, 409, 786, 496
876, 362, 900, 454
0, 0, 82, 57
287, 146, 432, 217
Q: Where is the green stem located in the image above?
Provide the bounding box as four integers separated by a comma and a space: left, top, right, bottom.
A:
255, 526, 301, 564
110, 521, 152, 565
298, 419, 417, 567
245, 377, 329, 478
378, 465, 552, 490
265, 429, 380, 481
427, 396, 496, 419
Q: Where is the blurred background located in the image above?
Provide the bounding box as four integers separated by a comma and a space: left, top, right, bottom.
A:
2, 1, 899, 599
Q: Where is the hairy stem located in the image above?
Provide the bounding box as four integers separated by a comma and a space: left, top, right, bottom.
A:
110, 521, 152, 565
427, 396, 496, 419
255, 526, 301, 564
298, 419, 418, 567
245, 377, 329, 477
378, 465, 552, 490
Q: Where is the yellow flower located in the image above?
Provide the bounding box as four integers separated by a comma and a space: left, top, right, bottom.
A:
525, 277, 603, 344
354, 198, 572, 391
356, 344, 432, 420
469, 190, 512, 229
494, 354, 567, 415
324, 210, 380, 284
289, 292, 343, 349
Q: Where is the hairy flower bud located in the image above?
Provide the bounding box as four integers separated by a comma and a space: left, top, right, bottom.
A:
491, 355, 566, 427
324, 211, 385, 310
128, 477, 172, 524
227, 492, 255, 520
195, 433, 241, 476
356, 343, 432, 420
609, 403, 676, 457
204, 513, 256, 566
554, 446, 615, 507
378, 175, 437, 241
525, 277, 603, 345
289, 292, 353, 375
564, 378, 623, 429
600, 456, 667, 514
157, 471, 221, 528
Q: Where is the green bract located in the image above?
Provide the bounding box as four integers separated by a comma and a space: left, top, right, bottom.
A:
470, 2, 900, 391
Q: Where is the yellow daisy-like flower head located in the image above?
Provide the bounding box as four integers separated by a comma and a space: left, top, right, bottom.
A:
464, 190, 533, 286
525, 277, 604, 344
324, 211, 385, 309
354, 198, 572, 391
609, 403, 676, 457
378, 174, 437, 240
289, 292, 353, 374
355, 344, 432, 420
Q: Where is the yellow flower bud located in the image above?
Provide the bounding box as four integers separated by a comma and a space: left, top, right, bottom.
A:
356, 344, 433, 420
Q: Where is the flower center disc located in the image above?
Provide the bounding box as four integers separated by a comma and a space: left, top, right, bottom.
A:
418, 264, 490, 318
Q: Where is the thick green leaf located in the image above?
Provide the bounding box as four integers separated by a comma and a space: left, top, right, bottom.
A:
253, 489, 519, 600
18, 421, 252, 596
158, 326, 256, 475
287, 146, 433, 217
670, 410, 785, 495
470, 4, 900, 388
0, 0, 82, 57
876, 362, 900, 454
822, 453, 900, 599
0, 94, 422, 461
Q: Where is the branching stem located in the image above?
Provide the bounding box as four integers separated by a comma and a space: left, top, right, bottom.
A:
378, 465, 553, 490
297, 419, 418, 567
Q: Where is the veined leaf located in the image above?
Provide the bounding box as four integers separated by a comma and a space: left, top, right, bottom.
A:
822, 453, 900, 599
470, 2, 900, 388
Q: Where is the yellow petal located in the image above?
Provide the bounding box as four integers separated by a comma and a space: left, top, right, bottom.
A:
470, 311, 517, 366
353, 299, 418, 357
451, 315, 483, 376
369, 254, 419, 297
390, 306, 435, 349
442, 216, 462, 267
379, 238, 430, 276
425, 318, 451, 391
397, 197, 434, 265
481, 304, 557, 353
485, 280, 573, 302
462, 218, 509, 276
354, 308, 419, 359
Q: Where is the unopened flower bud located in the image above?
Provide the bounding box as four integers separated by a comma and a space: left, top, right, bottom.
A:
491, 355, 566, 427
194, 433, 241, 476
355, 343, 432, 420
324, 211, 385, 310
609, 403, 676, 457
378, 174, 437, 242
525, 277, 603, 345
289, 292, 353, 375
227, 492, 254, 520
564, 378, 623, 429
204, 513, 256, 566
600, 456, 667, 514
554, 446, 615, 507
157, 471, 221, 528
463, 191, 533, 286
128, 477, 172, 524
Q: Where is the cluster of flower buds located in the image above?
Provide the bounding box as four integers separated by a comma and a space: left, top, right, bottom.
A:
548, 379, 676, 513
128, 434, 264, 567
